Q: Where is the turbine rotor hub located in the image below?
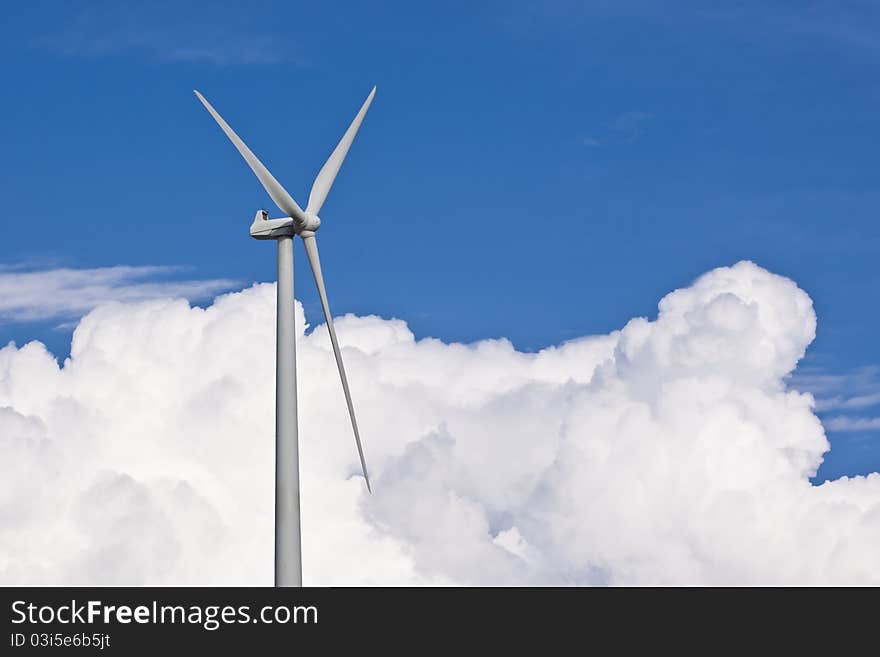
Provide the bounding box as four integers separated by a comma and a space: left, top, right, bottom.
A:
298, 213, 321, 233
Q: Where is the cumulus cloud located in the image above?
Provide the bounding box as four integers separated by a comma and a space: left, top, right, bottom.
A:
0, 265, 235, 323
1, 260, 879, 585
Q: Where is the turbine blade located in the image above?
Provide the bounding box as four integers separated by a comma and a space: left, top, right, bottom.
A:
194, 90, 306, 223
305, 87, 376, 216
301, 234, 371, 492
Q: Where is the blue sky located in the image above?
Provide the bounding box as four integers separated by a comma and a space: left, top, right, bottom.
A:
1, 1, 879, 480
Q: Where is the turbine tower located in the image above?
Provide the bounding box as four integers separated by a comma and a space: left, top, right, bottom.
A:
194, 87, 375, 587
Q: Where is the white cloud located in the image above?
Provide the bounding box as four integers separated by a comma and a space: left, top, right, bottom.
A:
582, 110, 654, 147
0, 265, 236, 323
825, 416, 880, 432
792, 365, 880, 431
818, 393, 880, 412
1, 260, 879, 585
34, 4, 305, 67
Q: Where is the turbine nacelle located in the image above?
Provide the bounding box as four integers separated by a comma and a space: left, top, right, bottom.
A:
249, 210, 321, 240
250, 209, 294, 239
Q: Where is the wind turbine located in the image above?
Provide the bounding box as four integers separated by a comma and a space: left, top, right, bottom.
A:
194, 87, 375, 587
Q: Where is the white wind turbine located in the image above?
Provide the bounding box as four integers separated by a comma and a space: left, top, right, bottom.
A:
194, 87, 376, 587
